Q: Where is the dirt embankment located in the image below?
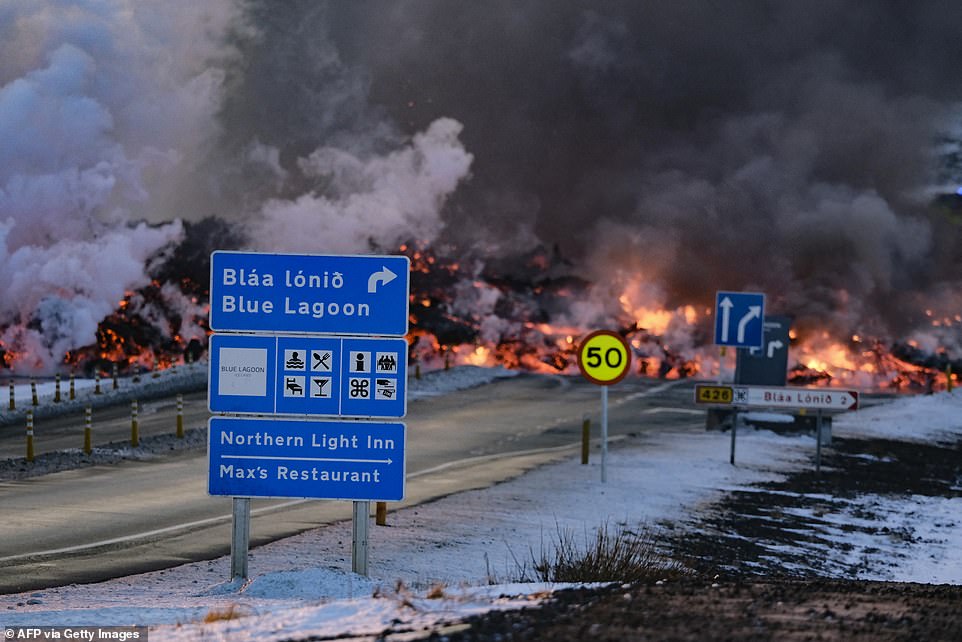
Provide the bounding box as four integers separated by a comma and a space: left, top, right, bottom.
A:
431, 578, 962, 641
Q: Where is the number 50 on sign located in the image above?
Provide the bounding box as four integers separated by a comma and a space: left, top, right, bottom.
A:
577, 330, 631, 385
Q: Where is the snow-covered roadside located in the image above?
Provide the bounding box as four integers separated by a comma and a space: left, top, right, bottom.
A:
731, 389, 962, 584
3, 383, 962, 640
1, 416, 815, 639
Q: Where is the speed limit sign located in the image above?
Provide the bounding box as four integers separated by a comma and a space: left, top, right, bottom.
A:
577, 330, 631, 385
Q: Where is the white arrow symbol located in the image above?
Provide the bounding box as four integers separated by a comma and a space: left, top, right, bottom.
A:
223, 455, 394, 465
736, 305, 762, 343
719, 297, 734, 342
767, 339, 784, 358
368, 266, 398, 294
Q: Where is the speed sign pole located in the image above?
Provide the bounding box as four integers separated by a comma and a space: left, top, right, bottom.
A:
577, 330, 631, 483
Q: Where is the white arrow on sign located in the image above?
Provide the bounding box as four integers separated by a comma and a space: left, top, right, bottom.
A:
767, 339, 784, 358
736, 305, 762, 343
367, 266, 398, 293
718, 296, 734, 342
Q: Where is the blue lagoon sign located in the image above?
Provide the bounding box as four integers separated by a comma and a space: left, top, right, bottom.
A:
210, 251, 410, 336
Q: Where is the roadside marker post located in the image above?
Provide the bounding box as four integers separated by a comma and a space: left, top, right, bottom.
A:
131, 400, 139, 448
84, 406, 92, 455
581, 415, 590, 465
69, 373, 76, 400
54, 374, 61, 403
113, 363, 118, 390
8, 380, 13, 410
176, 394, 184, 438
25, 411, 34, 462
208, 251, 411, 579
31, 380, 38, 406
577, 330, 631, 483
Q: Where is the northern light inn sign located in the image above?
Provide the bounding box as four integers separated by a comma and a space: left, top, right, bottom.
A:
209, 251, 410, 336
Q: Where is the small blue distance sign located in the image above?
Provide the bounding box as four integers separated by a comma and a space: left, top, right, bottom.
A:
209, 333, 407, 418
209, 251, 410, 336
208, 416, 405, 501
714, 291, 765, 349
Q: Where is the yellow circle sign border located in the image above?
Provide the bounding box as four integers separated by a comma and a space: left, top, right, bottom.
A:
577, 330, 631, 386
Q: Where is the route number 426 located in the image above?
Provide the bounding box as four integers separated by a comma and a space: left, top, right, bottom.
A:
696, 385, 734, 404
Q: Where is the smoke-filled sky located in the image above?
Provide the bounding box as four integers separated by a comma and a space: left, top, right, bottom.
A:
4, 0, 962, 370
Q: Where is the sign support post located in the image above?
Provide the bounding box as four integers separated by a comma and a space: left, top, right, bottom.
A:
231, 497, 251, 581
352, 501, 370, 575
815, 409, 823, 474
601, 386, 609, 483
729, 410, 738, 465
576, 330, 631, 484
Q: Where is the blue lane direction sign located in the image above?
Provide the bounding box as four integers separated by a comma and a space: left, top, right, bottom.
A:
210, 251, 410, 336
208, 416, 405, 501
209, 333, 408, 418
714, 291, 765, 349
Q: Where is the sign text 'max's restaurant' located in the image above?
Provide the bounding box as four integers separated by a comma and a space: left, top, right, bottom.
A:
209, 251, 410, 336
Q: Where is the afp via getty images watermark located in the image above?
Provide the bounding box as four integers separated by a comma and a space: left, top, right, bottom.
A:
4, 628, 146, 641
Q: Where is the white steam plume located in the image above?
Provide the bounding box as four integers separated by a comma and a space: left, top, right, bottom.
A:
0, 0, 242, 372
248, 118, 473, 254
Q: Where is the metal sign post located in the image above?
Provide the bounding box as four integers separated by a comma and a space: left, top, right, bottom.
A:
352, 501, 370, 575
601, 386, 609, 483
231, 497, 251, 581
815, 409, 823, 474
576, 330, 631, 484
729, 410, 738, 465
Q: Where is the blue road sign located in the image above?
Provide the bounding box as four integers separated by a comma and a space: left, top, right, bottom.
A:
209, 334, 407, 418
209, 251, 410, 336
714, 291, 765, 348
736, 315, 790, 386
208, 416, 405, 501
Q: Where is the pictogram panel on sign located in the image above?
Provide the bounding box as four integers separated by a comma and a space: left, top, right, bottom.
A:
209, 334, 407, 418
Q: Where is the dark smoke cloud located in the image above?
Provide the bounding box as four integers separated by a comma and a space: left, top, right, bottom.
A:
260, 0, 962, 342
7, 1, 962, 371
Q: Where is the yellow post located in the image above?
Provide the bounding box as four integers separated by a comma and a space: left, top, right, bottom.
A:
30, 379, 38, 406
415, 362, 421, 380
176, 393, 184, 439
54, 373, 61, 403
84, 406, 92, 455
947, 364, 954, 393
444, 353, 450, 371
69, 373, 76, 400
375, 502, 387, 526
94, 373, 102, 395
26, 411, 34, 463
112, 363, 119, 390
8, 380, 14, 410
581, 416, 591, 465
131, 400, 139, 447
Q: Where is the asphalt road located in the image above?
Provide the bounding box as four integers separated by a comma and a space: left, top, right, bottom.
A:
0, 374, 702, 593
